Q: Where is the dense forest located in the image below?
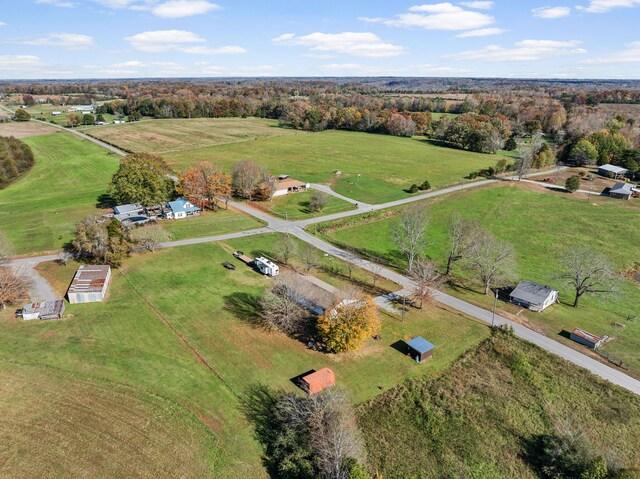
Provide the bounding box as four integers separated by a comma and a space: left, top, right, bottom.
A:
0, 136, 35, 188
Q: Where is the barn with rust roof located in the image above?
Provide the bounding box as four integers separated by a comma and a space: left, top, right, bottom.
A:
67, 265, 112, 304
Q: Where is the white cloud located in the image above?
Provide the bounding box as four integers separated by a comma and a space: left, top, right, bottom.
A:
317, 62, 469, 76
576, 0, 640, 13
360, 3, 495, 31
581, 41, 640, 63
152, 1, 219, 18
23, 33, 95, 49
532, 6, 571, 18
125, 30, 246, 54
459, 1, 494, 9
456, 27, 505, 37
273, 32, 406, 57
0, 55, 74, 77
0, 55, 47, 72
36, 0, 75, 7
446, 39, 587, 61
0, 21, 5, 27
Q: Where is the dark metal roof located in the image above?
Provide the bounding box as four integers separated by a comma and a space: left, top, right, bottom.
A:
510, 281, 556, 306
406, 336, 435, 354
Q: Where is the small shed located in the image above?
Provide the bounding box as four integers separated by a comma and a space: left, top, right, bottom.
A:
67, 265, 111, 304
509, 281, 558, 312
609, 182, 634, 200
406, 336, 435, 363
570, 328, 607, 349
22, 300, 65, 320
272, 178, 309, 197
300, 368, 335, 395
598, 164, 629, 179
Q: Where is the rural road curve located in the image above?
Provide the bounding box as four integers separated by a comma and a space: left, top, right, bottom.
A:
9, 254, 61, 302
33, 119, 127, 156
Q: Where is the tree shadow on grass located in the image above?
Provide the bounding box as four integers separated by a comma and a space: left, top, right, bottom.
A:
96, 193, 116, 209
223, 291, 262, 325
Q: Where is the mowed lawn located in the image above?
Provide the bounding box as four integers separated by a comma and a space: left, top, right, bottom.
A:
249, 189, 356, 220
317, 185, 640, 373
84, 117, 300, 154
165, 128, 505, 204
1, 235, 488, 477
0, 131, 119, 254
160, 208, 265, 241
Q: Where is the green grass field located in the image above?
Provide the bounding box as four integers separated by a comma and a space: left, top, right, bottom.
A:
159, 209, 264, 241
0, 131, 119, 254
165, 128, 505, 204
360, 331, 640, 478
84, 117, 301, 154
0, 235, 489, 477
316, 184, 640, 374
249, 190, 356, 220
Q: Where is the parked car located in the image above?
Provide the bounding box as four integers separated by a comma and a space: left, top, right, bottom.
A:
15, 309, 23, 318
223, 262, 236, 270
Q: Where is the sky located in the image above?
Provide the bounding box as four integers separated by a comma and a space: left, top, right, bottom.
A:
0, 0, 639, 79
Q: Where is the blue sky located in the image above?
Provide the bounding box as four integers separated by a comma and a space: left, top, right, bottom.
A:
0, 0, 639, 79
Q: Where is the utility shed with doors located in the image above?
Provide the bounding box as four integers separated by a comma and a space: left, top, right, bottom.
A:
509, 281, 558, 312
300, 368, 335, 395
598, 164, 629, 179
570, 328, 608, 350
406, 336, 435, 363
255, 257, 279, 277
21, 300, 66, 320
67, 265, 112, 304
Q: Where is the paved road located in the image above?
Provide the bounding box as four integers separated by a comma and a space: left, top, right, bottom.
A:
309, 183, 370, 208
288, 227, 640, 396
32, 119, 127, 156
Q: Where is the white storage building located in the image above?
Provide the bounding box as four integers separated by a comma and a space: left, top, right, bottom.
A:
67, 265, 112, 304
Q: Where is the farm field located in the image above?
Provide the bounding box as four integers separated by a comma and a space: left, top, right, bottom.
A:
248, 189, 356, 220
315, 184, 640, 373
0, 235, 489, 477
0, 131, 119, 254
164, 126, 506, 204
84, 117, 301, 153
360, 331, 640, 478
0, 121, 57, 138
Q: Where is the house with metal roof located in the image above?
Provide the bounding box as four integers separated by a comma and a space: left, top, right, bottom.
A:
570, 328, 608, 349
509, 281, 558, 312
165, 198, 201, 220
609, 182, 635, 200
406, 336, 435, 363
67, 265, 111, 304
598, 164, 629, 179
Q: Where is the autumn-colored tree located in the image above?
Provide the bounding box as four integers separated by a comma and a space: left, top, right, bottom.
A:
67, 112, 79, 127
178, 161, 232, 211
232, 160, 263, 200
317, 294, 380, 352
0, 267, 29, 308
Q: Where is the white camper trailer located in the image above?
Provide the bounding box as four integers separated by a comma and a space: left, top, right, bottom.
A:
254, 257, 279, 277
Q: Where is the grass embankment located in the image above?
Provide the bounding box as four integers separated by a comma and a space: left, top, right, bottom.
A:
360, 331, 640, 478
316, 184, 640, 373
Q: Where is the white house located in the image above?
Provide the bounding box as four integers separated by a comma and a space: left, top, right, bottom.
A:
255, 257, 279, 276
51, 111, 62, 116
271, 178, 310, 198
165, 198, 201, 220
509, 281, 558, 312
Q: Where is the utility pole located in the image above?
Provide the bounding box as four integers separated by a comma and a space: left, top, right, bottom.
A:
401, 294, 406, 322
491, 290, 498, 328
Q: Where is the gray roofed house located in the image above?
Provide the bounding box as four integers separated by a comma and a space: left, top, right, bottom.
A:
609, 182, 634, 200
509, 281, 558, 312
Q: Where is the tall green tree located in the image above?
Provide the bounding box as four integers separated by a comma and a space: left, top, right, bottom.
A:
13, 109, 30, 122
570, 139, 598, 166
108, 153, 175, 206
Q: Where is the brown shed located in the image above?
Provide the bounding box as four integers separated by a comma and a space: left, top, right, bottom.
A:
300, 368, 335, 395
